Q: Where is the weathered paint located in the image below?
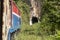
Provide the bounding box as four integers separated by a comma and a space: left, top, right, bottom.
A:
2, 0, 21, 40
2, 0, 11, 40
8, 1, 21, 40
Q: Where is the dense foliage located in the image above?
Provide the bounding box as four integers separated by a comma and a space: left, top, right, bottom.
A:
41, 0, 60, 40
13, 0, 60, 40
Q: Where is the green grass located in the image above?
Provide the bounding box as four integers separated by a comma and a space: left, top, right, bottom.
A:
12, 23, 55, 40
13, 0, 60, 40
13, 33, 55, 40
15, 33, 41, 40
56, 36, 60, 40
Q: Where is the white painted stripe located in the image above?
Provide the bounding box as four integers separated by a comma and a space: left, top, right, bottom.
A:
12, 12, 21, 18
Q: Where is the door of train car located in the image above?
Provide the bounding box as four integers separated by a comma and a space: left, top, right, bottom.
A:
8, 1, 21, 40
9, 1, 21, 33
12, 2, 21, 31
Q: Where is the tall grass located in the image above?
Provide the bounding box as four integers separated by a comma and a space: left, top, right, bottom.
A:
13, 0, 60, 40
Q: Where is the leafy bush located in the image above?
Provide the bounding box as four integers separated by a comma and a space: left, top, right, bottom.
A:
13, 0, 60, 40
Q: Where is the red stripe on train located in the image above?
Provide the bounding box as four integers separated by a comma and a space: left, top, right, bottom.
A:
12, 2, 20, 16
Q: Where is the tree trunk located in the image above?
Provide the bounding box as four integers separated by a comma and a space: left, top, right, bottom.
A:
30, 0, 41, 18
30, 0, 41, 25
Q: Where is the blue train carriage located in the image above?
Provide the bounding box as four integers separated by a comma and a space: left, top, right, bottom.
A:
8, 0, 21, 40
